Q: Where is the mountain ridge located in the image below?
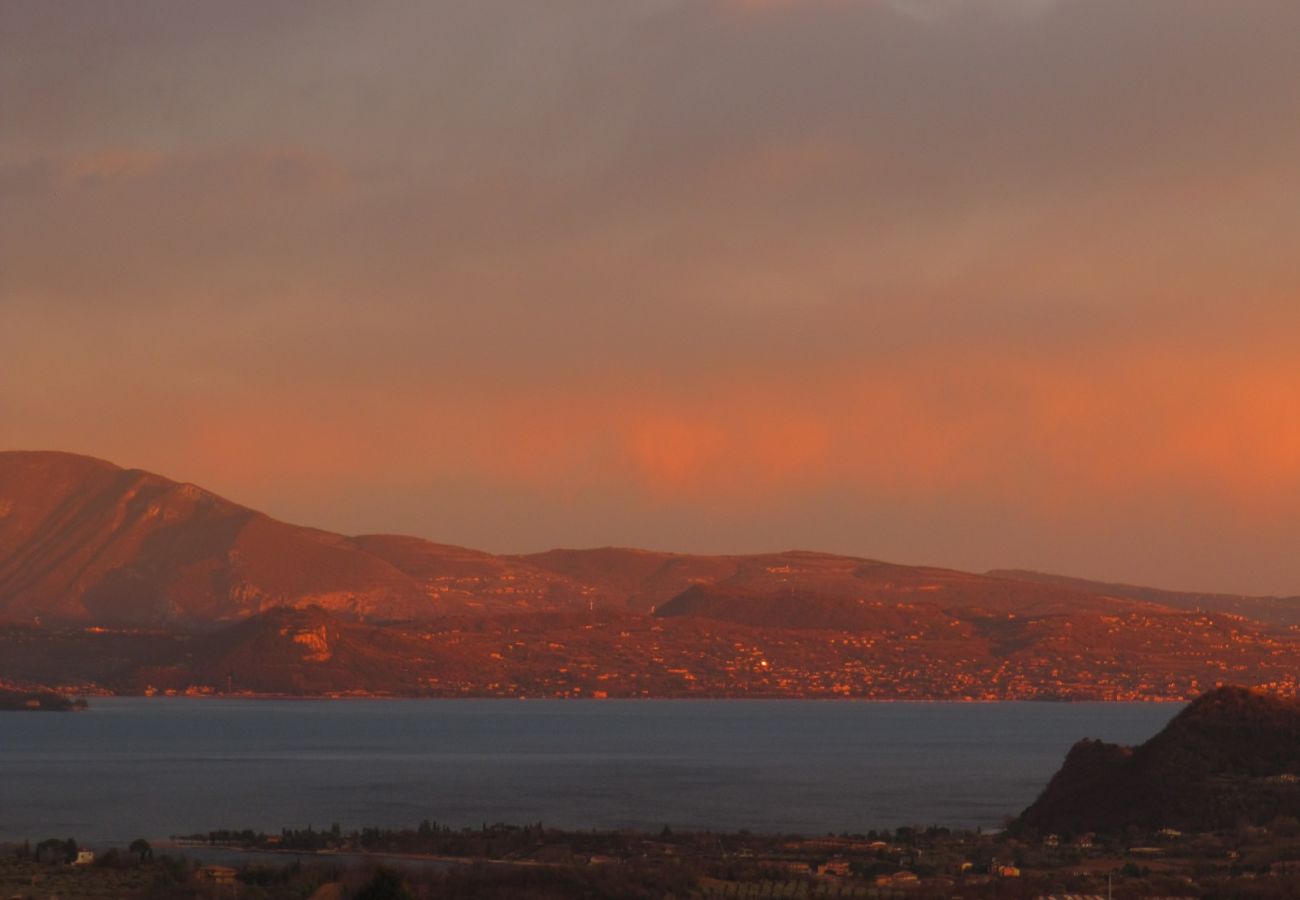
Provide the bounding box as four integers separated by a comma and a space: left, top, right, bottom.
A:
990, 568, 1300, 626
7, 447, 1300, 712
0, 450, 429, 624
4, 447, 1300, 701
2, 450, 1297, 650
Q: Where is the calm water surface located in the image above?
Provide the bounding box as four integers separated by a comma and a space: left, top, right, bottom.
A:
0, 699, 1178, 844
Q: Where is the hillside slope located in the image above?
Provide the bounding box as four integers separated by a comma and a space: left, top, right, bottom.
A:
522, 548, 1137, 618
0, 451, 430, 625
3, 450, 1296, 636
990, 569, 1300, 625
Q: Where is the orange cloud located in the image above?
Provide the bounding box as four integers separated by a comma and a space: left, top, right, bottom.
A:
98, 342, 1295, 529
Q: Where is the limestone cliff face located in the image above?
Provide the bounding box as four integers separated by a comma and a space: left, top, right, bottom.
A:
284, 623, 332, 662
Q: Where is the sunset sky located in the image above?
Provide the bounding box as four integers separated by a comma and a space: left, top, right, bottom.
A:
3, 0, 1299, 594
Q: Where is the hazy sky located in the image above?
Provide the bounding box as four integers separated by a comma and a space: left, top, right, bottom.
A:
3, 1, 1300, 593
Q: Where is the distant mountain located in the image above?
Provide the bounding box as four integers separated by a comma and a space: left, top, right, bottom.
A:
512, 547, 738, 612
655, 583, 957, 632
0, 450, 1173, 629
990, 569, 1300, 626
526, 548, 1146, 619
1017, 686, 1300, 834
0, 452, 618, 625
126, 606, 441, 696
345, 534, 594, 614
3, 448, 1300, 709
0, 451, 430, 625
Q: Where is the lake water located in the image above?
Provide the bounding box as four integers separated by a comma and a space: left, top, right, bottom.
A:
0, 699, 1179, 846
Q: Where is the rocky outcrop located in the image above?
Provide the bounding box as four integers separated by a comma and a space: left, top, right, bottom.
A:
1017, 686, 1300, 834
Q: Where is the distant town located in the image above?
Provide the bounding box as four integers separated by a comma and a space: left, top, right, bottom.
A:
5, 453, 1300, 703
3, 602, 1299, 702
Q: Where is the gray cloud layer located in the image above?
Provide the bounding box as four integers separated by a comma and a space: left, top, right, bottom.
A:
3, 1, 1300, 592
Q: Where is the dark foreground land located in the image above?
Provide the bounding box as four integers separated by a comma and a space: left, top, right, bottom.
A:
13, 819, 1300, 900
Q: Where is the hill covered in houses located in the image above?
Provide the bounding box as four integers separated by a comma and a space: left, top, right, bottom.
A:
3, 451, 1300, 699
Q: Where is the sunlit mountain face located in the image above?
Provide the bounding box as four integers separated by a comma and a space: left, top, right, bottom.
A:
2, 451, 1299, 701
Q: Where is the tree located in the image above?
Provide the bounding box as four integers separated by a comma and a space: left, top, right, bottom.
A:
34, 838, 66, 864
354, 867, 412, 900
129, 838, 153, 863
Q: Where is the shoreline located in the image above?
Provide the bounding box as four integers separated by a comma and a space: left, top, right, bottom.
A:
75, 692, 1196, 704
156, 841, 556, 870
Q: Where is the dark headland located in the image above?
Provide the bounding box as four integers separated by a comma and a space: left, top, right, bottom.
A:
0, 688, 85, 711
1017, 684, 1300, 835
